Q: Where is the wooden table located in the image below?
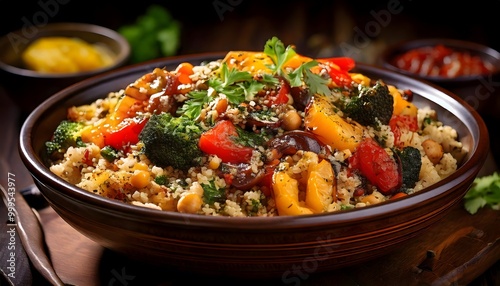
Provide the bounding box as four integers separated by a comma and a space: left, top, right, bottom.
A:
35, 193, 499, 286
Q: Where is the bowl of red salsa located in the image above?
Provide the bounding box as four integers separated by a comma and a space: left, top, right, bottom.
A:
382, 38, 500, 165
382, 38, 500, 80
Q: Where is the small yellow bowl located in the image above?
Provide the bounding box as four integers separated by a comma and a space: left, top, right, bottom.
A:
0, 22, 130, 113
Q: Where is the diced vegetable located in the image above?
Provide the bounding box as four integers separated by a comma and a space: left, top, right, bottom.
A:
272, 152, 335, 215
199, 120, 254, 164
349, 137, 402, 195
304, 95, 363, 152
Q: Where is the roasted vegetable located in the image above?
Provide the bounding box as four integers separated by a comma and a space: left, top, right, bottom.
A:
45, 120, 86, 160
198, 120, 256, 164
341, 80, 394, 127
349, 137, 401, 196
304, 95, 363, 152
139, 113, 203, 171
394, 146, 422, 191
272, 152, 335, 215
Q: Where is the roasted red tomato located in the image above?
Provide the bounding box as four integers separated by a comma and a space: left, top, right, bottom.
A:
349, 137, 401, 195
265, 77, 290, 107
199, 120, 254, 164
103, 116, 148, 150
317, 57, 355, 88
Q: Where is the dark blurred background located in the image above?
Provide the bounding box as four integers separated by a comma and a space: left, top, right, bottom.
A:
3, 0, 499, 161
2, 0, 500, 62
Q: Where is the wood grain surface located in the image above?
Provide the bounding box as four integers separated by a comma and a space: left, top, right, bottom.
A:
34, 190, 499, 286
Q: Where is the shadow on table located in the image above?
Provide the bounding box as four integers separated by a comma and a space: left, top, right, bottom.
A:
96, 248, 286, 286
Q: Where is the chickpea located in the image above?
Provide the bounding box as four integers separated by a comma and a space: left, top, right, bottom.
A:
208, 156, 221, 170
422, 139, 443, 165
130, 170, 150, 189
282, 110, 302, 131
134, 162, 149, 171
177, 192, 203, 214
215, 98, 228, 114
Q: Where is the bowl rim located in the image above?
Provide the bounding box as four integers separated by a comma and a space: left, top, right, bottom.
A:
0, 22, 130, 78
18, 53, 490, 230
381, 37, 500, 83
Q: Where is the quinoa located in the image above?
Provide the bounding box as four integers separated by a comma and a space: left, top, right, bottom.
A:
47, 38, 467, 217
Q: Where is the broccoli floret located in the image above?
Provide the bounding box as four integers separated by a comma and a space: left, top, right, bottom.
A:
45, 120, 86, 160
139, 113, 203, 171
341, 80, 394, 127
394, 146, 422, 190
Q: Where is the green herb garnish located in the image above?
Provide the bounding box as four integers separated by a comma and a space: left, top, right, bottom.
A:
464, 172, 500, 214
264, 37, 330, 96
180, 63, 270, 119
202, 180, 225, 205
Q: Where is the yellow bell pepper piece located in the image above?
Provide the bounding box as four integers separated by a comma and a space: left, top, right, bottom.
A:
222, 51, 318, 74
350, 73, 371, 86
80, 94, 139, 147
221, 51, 273, 74
272, 152, 336, 215
388, 85, 418, 117
306, 159, 335, 213
304, 96, 364, 152
273, 171, 314, 216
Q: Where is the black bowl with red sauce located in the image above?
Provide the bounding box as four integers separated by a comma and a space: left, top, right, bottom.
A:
382, 38, 500, 165
381, 38, 500, 83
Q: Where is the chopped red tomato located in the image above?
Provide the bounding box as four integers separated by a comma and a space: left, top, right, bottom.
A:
389, 114, 418, 148
349, 137, 401, 195
317, 57, 355, 88
103, 117, 148, 150
198, 120, 254, 164
266, 78, 290, 107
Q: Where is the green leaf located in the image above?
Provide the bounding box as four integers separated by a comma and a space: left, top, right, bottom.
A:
220, 63, 253, 87
304, 68, 331, 96
239, 81, 265, 101
147, 4, 173, 26
202, 180, 225, 205
157, 26, 180, 56
289, 60, 330, 96
463, 172, 500, 214
263, 36, 297, 76
179, 90, 210, 119
464, 196, 487, 215
118, 5, 181, 63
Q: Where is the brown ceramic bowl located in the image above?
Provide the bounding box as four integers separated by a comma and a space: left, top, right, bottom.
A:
0, 22, 130, 113
19, 54, 489, 279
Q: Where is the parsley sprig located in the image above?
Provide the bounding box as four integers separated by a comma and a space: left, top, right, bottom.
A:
264, 37, 331, 96
180, 36, 331, 119
264, 37, 297, 77
180, 63, 280, 119
464, 172, 500, 214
